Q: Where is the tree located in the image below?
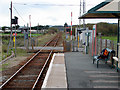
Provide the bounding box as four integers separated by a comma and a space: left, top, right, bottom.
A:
2, 26, 6, 33
64, 23, 68, 27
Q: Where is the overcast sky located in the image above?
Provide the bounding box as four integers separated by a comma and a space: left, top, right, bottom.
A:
0, 0, 118, 27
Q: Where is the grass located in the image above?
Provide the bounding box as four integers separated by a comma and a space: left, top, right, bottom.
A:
0, 68, 2, 71
1, 33, 57, 60
12, 48, 28, 56
1, 63, 9, 71
37, 33, 57, 46
101, 36, 117, 42
1, 33, 42, 37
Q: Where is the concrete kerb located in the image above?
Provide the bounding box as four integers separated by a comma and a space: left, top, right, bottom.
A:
42, 53, 56, 88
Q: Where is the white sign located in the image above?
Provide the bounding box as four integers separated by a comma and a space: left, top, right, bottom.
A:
93, 25, 96, 30
93, 25, 96, 37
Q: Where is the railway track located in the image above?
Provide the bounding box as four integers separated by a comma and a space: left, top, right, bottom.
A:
0, 33, 61, 89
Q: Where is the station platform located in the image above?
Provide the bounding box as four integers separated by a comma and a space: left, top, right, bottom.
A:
42, 52, 119, 89
65, 52, 119, 89
42, 53, 67, 88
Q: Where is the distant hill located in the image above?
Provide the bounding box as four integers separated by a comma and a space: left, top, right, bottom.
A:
52, 26, 64, 31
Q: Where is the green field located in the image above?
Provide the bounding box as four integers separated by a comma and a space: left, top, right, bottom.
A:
0, 33, 43, 37
1, 33, 57, 60
101, 36, 117, 42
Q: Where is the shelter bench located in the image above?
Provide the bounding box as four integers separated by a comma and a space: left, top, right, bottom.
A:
113, 57, 119, 72
93, 48, 115, 68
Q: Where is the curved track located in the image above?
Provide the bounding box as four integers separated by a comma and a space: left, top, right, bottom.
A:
0, 33, 61, 89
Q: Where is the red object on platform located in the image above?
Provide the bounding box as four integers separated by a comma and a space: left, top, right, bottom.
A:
13, 33, 17, 36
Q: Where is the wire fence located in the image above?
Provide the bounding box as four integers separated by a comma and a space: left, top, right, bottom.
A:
89, 37, 117, 56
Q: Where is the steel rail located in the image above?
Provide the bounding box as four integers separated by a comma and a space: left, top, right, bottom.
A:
32, 51, 52, 89
32, 35, 60, 89
0, 34, 60, 89
0, 34, 56, 64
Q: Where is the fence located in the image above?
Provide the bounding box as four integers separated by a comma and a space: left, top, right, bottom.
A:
89, 37, 117, 56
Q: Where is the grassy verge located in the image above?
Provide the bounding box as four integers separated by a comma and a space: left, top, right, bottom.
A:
37, 33, 57, 46
1, 33, 42, 37
101, 36, 117, 42
0, 33, 59, 72
1, 33, 57, 60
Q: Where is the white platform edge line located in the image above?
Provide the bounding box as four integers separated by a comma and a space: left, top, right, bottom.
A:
41, 53, 56, 88
55, 53, 64, 56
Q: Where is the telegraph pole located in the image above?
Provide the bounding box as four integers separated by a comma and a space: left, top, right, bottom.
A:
79, 0, 82, 28
10, 1, 12, 33
83, 0, 86, 29
7, 1, 13, 56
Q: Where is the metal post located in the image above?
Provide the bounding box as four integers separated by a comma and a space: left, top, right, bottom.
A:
24, 25, 26, 47
29, 15, 31, 38
86, 28, 89, 54
71, 12, 72, 41
117, 19, 120, 57
79, 33, 80, 48
27, 23, 29, 49
92, 30, 94, 56
83, 0, 86, 29
79, 0, 81, 28
95, 25, 97, 55
15, 24, 17, 57
7, 1, 13, 56
76, 28, 78, 51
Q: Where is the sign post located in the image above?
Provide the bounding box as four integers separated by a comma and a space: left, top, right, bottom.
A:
117, 19, 120, 57
92, 25, 97, 56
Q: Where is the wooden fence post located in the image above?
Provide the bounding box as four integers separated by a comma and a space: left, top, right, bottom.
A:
111, 41, 114, 50
105, 39, 107, 48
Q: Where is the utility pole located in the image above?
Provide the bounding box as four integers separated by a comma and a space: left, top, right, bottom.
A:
79, 0, 82, 29
83, 0, 86, 29
7, 1, 13, 56
77, 0, 82, 49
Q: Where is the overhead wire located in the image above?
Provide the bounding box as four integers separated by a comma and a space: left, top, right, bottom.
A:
13, 3, 79, 6
13, 3, 95, 7
13, 6, 27, 24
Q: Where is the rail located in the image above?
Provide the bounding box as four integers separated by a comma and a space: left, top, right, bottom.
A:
0, 33, 61, 89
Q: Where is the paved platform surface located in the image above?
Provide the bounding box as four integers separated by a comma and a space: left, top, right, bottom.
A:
42, 53, 67, 88
65, 52, 119, 89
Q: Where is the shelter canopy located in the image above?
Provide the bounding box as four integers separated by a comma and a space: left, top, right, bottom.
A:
79, 0, 120, 19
